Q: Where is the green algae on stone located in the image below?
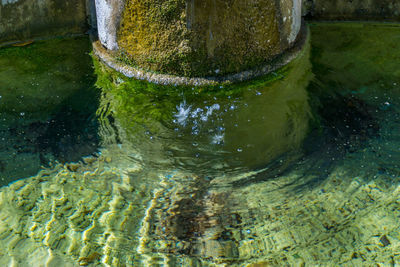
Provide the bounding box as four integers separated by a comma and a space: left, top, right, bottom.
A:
0, 153, 150, 266
117, 0, 190, 75
117, 0, 297, 77
93, 48, 294, 130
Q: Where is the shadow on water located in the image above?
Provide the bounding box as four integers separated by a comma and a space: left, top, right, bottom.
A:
0, 36, 100, 186
232, 79, 381, 191
36, 87, 100, 163
232, 23, 400, 192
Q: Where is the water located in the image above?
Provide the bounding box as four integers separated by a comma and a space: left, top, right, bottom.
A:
0, 23, 399, 266
0, 37, 99, 185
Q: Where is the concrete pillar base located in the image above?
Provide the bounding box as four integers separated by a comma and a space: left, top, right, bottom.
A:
92, 22, 308, 86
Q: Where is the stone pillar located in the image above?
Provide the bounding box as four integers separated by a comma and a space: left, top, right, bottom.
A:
94, 0, 125, 50
94, 0, 305, 84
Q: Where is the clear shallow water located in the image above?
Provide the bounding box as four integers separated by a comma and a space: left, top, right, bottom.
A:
0, 37, 99, 184
0, 23, 399, 266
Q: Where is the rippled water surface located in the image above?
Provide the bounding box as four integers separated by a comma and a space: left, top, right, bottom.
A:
0, 23, 399, 266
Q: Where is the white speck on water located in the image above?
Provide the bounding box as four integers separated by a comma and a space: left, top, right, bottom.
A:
211, 133, 224, 145
206, 104, 220, 116
191, 108, 203, 118
174, 100, 192, 126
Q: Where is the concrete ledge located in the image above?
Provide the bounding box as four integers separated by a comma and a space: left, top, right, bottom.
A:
0, 0, 88, 44
92, 23, 309, 86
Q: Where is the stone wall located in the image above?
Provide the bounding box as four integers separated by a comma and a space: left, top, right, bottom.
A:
0, 0, 89, 44
303, 0, 400, 21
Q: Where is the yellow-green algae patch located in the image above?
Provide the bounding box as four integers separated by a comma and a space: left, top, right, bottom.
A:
92, 31, 311, 128
117, 0, 287, 77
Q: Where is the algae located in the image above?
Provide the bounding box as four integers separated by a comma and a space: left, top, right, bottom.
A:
93, 35, 312, 172
93, 50, 293, 126
117, 0, 290, 77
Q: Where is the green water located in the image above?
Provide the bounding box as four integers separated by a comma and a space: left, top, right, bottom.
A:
0, 23, 399, 266
0, 37, 99, 184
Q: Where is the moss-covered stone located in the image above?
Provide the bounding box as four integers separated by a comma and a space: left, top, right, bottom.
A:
117, 0, 301, 78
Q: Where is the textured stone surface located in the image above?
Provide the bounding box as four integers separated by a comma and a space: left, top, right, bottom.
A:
95, 0, 304, 78
92, 26, 306, 86
94, 0, 125, 50
0, 0, 88, 44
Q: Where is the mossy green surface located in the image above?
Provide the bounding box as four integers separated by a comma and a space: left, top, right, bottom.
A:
92, 37, 312, 170
117, 0, 285, 77
93, 53, 292, 126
